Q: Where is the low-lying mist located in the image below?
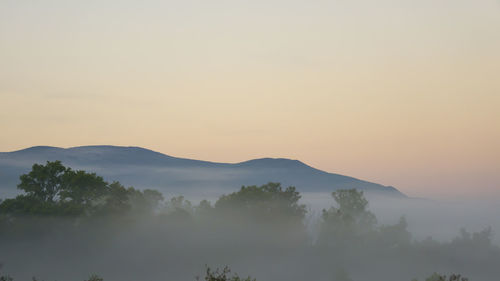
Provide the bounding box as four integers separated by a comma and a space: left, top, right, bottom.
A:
300, 192, 500, 245
1, 161, 499, 281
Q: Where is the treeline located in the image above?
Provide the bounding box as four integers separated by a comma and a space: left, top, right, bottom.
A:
0, 161, 163, 217
0, 161, 497, 281
0, 161, 304, 222
0, 161, 309, 232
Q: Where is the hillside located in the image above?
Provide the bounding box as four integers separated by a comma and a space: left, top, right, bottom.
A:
0, 146, 404, 198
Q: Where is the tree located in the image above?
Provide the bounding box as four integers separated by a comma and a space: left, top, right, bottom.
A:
1, 161, 167, 217
100, 181, 131, 214
0, 276, 12, 281
329, 189, 376, 227
60, 170, 108, 207
0, 194, 64, 216
127, 188, 164, 214
195, 199, 214, 217
379, 216, 411, 248
3, 161, 111, 216
214, 182, 306, 223
0, 264, 13, 281
163, 195, 194, 220
84, 274, 104, 281
197, 266, 255, 281
418, 273, 469, 281
318, 189, 377, 246
17, 161, 70, 203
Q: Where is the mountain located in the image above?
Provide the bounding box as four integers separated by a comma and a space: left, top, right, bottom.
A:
0, 145, 405, 198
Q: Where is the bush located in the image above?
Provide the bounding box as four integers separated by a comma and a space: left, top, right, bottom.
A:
198, 266, 255, 281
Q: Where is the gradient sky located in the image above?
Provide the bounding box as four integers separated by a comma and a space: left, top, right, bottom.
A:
1, 0, 499, 199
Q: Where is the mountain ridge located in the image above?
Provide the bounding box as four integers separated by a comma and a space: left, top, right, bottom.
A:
0, 145, 405, 198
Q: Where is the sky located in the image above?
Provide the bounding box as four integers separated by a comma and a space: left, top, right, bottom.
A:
1, 0, 499, 199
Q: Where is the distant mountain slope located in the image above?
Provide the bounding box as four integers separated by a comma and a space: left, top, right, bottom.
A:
0, 146, 404, 198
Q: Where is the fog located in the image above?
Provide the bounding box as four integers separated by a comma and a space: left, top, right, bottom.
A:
300, 192, 500, 245
1, 184, 499, 281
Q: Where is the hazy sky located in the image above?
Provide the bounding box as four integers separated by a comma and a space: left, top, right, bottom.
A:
1, 0, 499, 199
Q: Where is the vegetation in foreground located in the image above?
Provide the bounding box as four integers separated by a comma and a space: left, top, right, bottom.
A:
0, 266, 469, 281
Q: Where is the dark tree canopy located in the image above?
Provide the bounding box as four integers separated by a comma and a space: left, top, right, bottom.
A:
198, 266, 255, 281
319, 189, 378, 247
214, 182, 306, 222
321, 189, 377, 228
60, 170, 108, 206
17, 160, 70, 203
0, 161, 162, 217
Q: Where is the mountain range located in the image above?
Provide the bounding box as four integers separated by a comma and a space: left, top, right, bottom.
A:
0, 145, 404, 199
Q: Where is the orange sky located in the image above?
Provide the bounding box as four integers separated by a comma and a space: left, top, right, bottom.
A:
1, 0, 499, 198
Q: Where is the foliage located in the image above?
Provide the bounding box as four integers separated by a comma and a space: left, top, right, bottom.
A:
59, 170, 108, 207
197, 266, 255, 281
128, 188, 164, 214
214, 182, 306, 223
319, 189, 378, 246
0, 264, 12, 281
453, 227, 492, 248
163, 195, 194, 220
378, 216, 412, 248
414, 273, 469, 281
84, 274, 104, 281
323, 189, 377, 228
196, 199, 214, 216
0, 161, 163, 217
0, 270, 475, 281
17, 160, 70, 203
0, 274, 104, 281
